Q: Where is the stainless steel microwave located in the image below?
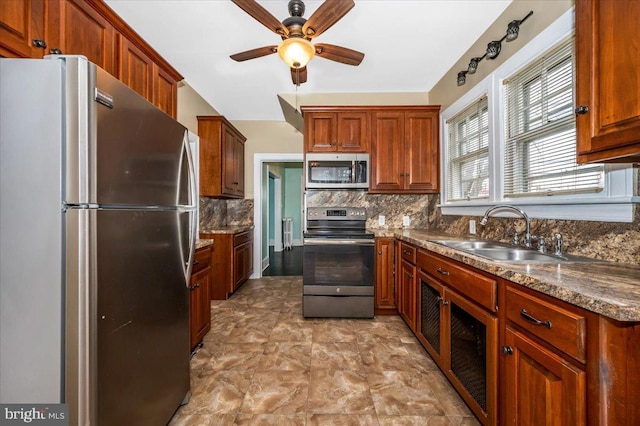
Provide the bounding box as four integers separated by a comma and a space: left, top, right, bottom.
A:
305, 153, 369, 189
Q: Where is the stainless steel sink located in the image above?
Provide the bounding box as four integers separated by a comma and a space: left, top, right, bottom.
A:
434, 240, 603, 263
433, 240, 513, 250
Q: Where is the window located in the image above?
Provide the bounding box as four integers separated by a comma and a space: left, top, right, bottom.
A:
440, 8, 636, 222
503, 38, 604, 197
447, 97, 489, 201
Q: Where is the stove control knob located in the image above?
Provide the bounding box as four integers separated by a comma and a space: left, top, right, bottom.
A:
336, 287, 341, 293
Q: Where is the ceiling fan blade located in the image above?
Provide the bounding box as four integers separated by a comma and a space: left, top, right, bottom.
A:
291, 66, 308, 85
231, 0, 288, 36
315, 43, 364, 66
230, 45, 278, 62
303, 0, 355, 38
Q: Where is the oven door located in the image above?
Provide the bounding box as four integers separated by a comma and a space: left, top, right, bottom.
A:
303, 238, 374, 295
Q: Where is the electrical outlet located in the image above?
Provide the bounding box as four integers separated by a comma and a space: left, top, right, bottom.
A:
378, 215, 386, 226
469, 219, 476, 234
402, 215, 410, 227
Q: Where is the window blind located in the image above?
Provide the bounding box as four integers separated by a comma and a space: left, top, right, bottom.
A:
447, 96, 489, 201
503, 37, 603, 197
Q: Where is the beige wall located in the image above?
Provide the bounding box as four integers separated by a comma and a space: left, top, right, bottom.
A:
176, 82, 220, 134
279, 92, 430, 109
231, 120, 304, 198
429, 0, 573, 110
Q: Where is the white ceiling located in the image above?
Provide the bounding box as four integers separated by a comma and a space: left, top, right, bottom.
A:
105, 0, 513, 121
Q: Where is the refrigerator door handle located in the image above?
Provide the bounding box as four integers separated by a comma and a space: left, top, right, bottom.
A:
179, 133, 197, 287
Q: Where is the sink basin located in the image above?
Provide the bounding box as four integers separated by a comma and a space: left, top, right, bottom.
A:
434, 240, 512, 250
434, 239, 603, 263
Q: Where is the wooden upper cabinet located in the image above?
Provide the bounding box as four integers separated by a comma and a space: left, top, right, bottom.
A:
303, 108, 369, 152
116, 34, 152, 99
576, 0, 640, 163
370, 106, 440, 193
49, 0, 115, 74
0, 0, 47, 58
405, 110, 439, 192
371, 111, 405, 191
152, 64, 177, 118
198, 115, 246, 199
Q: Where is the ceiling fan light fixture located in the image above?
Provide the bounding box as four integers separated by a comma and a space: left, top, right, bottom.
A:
278, 37, 315, 68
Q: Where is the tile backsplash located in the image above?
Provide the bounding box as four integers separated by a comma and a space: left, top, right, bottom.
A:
199, 197, 254, 230
202, 189, 639, 264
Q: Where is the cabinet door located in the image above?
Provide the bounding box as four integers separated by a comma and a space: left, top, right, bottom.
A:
233, 241, 252, 290
190, 266, 211, 350
152, 63, 177, 118
576, 0, 640, 163
405, 110, 439, 192
116, 35, 153, 100
398, 260, 417, 332
375, 237, 395, 310
234, 137, 245, 197
503, 326, 586, 425
445, 288, 498, 426
417, 271, 446, 367
305, 112, 336, 152
336, 111, 369, 152
370, 111, 405, 192
221, 125, 238, 196
0, 0, 46, 58
49, 0, 115, 74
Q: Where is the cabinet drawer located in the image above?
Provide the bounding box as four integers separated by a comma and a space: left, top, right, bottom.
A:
505, 286, 586, 363
417, 250, 497, 312
193, 246, 212, 273
400, 243, 416, 264
233, 230, 253, 246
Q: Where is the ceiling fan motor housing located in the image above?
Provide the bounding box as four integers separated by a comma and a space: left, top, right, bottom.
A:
288, 0, 305, 17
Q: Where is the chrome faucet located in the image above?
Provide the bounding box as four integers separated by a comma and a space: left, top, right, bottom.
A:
480, 205, 532, 248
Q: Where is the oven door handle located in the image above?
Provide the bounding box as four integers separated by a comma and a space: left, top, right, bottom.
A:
304, 238, 375, 246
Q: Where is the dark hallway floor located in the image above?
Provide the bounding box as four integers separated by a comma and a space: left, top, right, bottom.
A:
263, 246, 303, 276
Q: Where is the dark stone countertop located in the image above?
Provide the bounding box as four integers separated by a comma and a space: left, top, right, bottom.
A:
200, 225, 254, 235
373, 228, 640, 322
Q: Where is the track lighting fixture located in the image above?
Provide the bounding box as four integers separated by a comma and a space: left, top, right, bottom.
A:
457, 11, 533, 86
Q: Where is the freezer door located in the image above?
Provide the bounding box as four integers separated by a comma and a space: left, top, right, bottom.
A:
91, 65, 192, 207
91, 209, 190, 425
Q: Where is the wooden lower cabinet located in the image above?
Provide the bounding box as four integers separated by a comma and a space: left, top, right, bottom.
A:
200, 229, 254, 300
503, 326, 586, 425
190, 246, 212, 350
374, 237, 396, 312
398, 259, 418, 332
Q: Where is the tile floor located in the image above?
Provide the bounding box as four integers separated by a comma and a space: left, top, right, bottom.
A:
170, 276, 480, 426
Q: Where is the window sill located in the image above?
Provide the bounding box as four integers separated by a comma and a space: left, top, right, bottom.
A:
439, 197, 639, 223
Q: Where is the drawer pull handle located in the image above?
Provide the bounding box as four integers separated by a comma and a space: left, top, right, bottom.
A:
502, 346, 514, 355
192, 260, 199, 266
403, 250, 410, 255
408, 274, 414, 278
520, 309, 552, 328
436, 268, 450, 276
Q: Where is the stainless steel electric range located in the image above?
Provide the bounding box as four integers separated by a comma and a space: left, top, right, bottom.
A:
302, 207, 374, 318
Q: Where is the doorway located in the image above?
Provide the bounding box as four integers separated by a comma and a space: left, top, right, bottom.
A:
252, 154, 304, 278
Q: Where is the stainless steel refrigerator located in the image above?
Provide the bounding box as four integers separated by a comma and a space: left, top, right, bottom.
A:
0, 56, 197, 425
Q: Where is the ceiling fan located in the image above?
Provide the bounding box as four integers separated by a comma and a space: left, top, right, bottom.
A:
230, 0, 365, 85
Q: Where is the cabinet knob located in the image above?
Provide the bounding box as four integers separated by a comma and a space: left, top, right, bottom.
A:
502, 346, 514, 355
436, 295, 449, 306
32, 39, 47, 49
50, 48, 62, 55
408, 274, 414, 278
575, 105, 589, 115
378, 250, 382, 255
